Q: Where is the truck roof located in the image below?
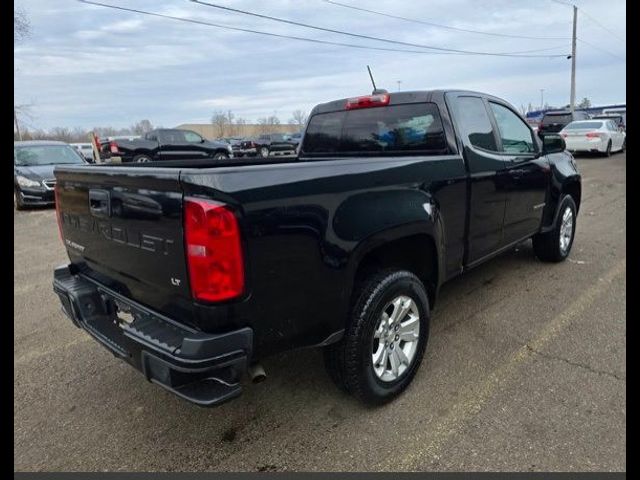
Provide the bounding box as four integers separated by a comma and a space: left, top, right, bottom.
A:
310, 89, 502, 115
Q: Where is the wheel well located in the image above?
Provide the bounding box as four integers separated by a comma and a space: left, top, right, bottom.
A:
354, 234, 438, 308
563, 181, 581, 213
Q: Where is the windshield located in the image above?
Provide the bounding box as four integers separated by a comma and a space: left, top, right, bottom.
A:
564, 122, 603, 130
14, 145, 86, 166
542, 114, 572, 125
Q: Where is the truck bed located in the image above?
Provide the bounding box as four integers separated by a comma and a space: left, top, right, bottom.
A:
54, 153, 467, 357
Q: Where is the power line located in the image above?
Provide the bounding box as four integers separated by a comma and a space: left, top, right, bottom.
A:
577, 38, 626, 61
578, 9, 626, 44
322, 0, 571, 41
189, 0, 570, 58
551, 0, 626, 43
78, 0, 568, 58
75, 0, 486, 56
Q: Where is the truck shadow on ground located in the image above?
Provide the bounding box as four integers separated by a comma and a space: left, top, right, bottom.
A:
55, 239, 545, 470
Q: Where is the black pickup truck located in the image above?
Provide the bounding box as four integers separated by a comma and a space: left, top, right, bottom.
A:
237, 133, 298, 158
52, 90, 580, 407
101, 128, 233, 163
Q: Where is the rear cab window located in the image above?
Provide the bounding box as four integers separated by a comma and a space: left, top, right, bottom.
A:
565, 121, 603, 130
542, 113, 573, 124
301, 102, 449, 156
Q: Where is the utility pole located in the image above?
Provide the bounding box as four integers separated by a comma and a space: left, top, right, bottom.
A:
540, 89, 544, 110
397, 80, 402, 91
570, 4, 577, 113
14, 108, 22, 141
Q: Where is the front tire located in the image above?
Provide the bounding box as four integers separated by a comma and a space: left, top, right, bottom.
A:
14, 188, 25, 211
213, 152, 229, 160
323, 270, 430, 404
133, 154, 152, 163
258, 147, 269, 158
532, 195, 577, 262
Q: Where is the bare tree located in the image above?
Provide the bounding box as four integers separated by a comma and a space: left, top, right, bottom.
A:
289, 110, 308, 127
211, 111, 231, 138
130, 119, 153, 135
578, 97, 591, 109
14, 104, 35, 140
256, 115, 281, 134
230, 117, 247, 137
48, 127, 73, 143
15, 6, 30, 44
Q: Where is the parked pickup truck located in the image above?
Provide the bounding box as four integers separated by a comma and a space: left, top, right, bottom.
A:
52, 89, 580, 407
100, 128, 233, 163
237, 133, 298, 158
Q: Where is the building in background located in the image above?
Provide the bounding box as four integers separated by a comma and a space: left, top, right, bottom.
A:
175, 123, 299, 140
526, 103, 626, 123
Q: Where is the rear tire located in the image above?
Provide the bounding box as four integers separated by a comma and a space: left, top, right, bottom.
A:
323, 270, 430, 405
258, 147, 269, 158
532, 195, 577, 262
213, 152, 229, 160
133, 154, 152, 163
603, 140, 612, 157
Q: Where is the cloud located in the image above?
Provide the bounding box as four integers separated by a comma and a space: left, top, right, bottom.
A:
14, 0, 626, 129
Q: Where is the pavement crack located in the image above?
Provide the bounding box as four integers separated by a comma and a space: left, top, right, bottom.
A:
525, 344, 624, 381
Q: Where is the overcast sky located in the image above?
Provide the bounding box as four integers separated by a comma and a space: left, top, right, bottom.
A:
14, 0, 626, 130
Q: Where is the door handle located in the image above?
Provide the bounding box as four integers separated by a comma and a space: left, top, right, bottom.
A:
89, 189, 111, 218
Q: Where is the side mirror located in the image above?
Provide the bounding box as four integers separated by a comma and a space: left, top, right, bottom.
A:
542, 134, 566, 154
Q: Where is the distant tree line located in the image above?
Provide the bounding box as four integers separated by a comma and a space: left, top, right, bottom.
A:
14, 120, 156, 142
211, 109, 308, 137
519, 97, 592, 115
14, 109, 310, 143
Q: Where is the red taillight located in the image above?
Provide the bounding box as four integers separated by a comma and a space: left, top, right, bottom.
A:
54, 185, 64, 244
345, 93, 390, 110
109, 141, 119, 153
585, 132, 602, 138
184, 198, 244, 302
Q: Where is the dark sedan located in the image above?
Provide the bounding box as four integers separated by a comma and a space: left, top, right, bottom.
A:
14, 140, 87, 210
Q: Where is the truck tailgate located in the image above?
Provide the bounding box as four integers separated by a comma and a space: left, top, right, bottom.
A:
54, 165, 194, 321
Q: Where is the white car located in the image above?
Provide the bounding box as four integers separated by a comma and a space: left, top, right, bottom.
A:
70, 143, 94, 161
560, 120, 625, 156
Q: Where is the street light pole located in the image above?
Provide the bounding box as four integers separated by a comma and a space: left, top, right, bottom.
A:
540, 89, 544, 110
570, 5, 577, 113
396, 80, 402, 92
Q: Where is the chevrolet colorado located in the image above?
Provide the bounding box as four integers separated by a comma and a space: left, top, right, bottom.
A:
52, 90, 580, 407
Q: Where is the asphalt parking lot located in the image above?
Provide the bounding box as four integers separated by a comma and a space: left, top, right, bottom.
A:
14, 152, 626, 472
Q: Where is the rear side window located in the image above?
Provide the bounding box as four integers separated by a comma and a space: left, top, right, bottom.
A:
452, 96, 498, 151
565, 121, 603, 130
302, 103, 448, 156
